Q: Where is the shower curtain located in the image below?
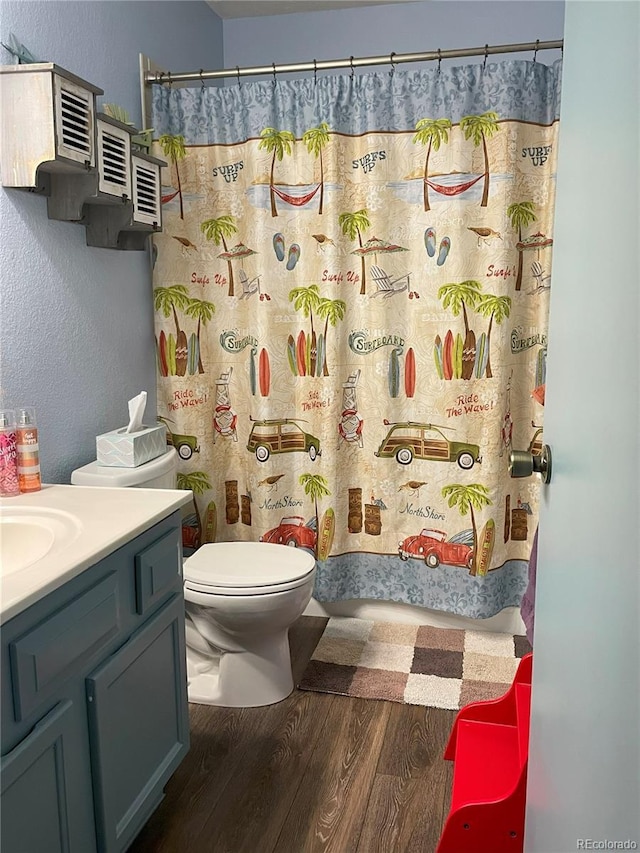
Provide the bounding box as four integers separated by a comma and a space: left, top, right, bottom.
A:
151, 58, 561, 618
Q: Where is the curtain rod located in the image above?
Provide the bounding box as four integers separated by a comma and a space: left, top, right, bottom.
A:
144, 39, 563, 86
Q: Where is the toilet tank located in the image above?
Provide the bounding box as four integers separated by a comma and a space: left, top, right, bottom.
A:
71, 447, 178, 489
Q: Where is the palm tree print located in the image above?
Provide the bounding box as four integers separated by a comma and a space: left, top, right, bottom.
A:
442, 483, 492, 576
459, 112, 500, 207
289, 284, 321, 341
258, 127, 296, 217
412, 118, 452, 212
153, 284, 191, 338
338, 209, 371, 295
302, 122, 330, 214
476, 294, 512, 378
507, 201, 537, 291
158, 134, 187, 220
437, 280, 483, 336
200, 215, 238, 297
177, 470, 212, 547
317, 296, 347, 376
299, 473, 331, 557
185, 297, 216, 374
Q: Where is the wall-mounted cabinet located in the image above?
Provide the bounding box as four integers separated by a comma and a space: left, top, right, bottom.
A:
85, 150, 164, 250
0, 63, 101, 188
45, 114, 135, 222
0, 63, 166, 250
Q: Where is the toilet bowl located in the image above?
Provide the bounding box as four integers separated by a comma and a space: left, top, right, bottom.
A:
183, 541, 316, 707
71, 448, 317, 708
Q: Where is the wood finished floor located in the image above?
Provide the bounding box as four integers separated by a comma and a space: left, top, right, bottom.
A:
130, 616, 455, 853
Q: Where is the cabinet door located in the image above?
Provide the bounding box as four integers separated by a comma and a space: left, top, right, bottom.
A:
1, 701, 75, 853
97, 119, 132, 199
86, 595, 189, 853
131, 156, 161, 226
53, 74, 96, 167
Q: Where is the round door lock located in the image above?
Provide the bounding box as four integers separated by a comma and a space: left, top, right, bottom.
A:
509, 445, 552, 484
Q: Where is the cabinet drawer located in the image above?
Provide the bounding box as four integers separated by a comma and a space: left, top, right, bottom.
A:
10, 573, 120, 722
134, 529, 181, 616
1, 700, 74, 853
86, 594, 189, 853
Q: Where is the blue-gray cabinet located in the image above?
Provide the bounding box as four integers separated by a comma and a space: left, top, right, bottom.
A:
0, 511, 189, 853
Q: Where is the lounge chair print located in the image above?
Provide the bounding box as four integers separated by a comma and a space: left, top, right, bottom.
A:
370, 265, 417, 299
238, 269, 270, 301
530, 260, 551, 292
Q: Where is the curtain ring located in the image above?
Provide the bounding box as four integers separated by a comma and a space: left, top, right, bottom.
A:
349, 55, 355, 81
236, 65, 242, 87
389, 51, 396, 77
272, 62, 277, 85
167, 70, 172, 88
483, 44, 489, 71
199, 69, 205, 95
437, 48, 442, 76
533, 39, 540, 63
313, 58, 317, 84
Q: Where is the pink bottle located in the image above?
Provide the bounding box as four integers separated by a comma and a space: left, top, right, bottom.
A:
0, 410, 20, 497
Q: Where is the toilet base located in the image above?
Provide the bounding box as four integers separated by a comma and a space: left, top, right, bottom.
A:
186, 631, 295, 708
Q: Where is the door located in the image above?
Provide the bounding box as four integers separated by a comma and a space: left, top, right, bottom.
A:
86, 595, 189, 853
525, 2, 639, 849
1, 701, 77, 853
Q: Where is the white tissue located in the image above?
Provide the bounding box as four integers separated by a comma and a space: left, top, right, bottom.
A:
125, 391, 147, 434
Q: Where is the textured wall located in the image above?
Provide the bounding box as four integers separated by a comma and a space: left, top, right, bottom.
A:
223, 1, 565, 71
0, 1, 222, 483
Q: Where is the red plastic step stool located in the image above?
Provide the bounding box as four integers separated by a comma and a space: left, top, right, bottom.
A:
436, 653, 533, 853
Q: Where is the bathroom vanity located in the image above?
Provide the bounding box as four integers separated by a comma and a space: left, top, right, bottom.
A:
0, 485, 192, 853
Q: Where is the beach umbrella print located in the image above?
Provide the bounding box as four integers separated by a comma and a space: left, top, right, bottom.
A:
515, 232, 553, 261
352, 237, 413, 298
350, 236, 408, 266
217, 242, 257, 266
218, 242, 271, 302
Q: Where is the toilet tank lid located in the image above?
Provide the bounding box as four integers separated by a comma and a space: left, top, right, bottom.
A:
184, 542, 316, 588
70, 447, 178, 487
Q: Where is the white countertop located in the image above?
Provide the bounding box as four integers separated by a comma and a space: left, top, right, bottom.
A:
0, 484, 192, 624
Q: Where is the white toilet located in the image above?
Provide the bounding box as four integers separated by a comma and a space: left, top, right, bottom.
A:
183, 542, 315, 707
71, 448, 317, 708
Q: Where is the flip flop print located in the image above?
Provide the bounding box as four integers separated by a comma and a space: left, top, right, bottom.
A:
437, 237, 451, 266
273, 233, 285, 261
286, 243, 301, 271
424, 227, 436, 257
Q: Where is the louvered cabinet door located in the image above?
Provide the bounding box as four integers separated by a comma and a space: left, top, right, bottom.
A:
53, 74, 96, 168
96, 120, 132, 199
131, 156, 161, 227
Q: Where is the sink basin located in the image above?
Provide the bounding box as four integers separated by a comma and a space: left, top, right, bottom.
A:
1, 507, 82, 575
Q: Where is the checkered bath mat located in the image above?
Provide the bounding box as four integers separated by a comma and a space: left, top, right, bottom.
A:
299, 617, 532, 710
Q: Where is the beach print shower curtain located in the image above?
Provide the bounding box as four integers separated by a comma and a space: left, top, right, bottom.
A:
151, 59, 561, 617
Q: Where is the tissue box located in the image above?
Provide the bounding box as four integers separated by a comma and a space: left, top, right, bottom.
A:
96, 423, 167, 468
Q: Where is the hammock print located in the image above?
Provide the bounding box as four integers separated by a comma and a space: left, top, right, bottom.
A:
272, 183, 321, 207
424, 173, 485, 196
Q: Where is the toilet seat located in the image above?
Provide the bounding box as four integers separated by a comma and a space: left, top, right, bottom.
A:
183, 541, 316, 597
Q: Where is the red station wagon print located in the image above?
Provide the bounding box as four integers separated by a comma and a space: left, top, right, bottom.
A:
398, 528, 474, 569
260, 516, 317, 550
